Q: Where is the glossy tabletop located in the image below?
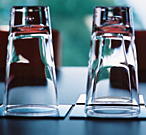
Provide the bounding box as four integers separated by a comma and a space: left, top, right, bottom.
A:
1, 67, 146, 135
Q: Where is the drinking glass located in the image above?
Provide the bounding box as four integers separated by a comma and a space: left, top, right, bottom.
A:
3, 6, 58, 116
85, 7, 140, 117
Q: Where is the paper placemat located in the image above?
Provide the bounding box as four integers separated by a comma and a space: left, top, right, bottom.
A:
70, 94, 146, 119
0, 105, 72, 118
69, 105, 146, 119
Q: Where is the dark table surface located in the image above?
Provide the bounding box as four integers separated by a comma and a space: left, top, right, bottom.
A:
1, 67, 146, 135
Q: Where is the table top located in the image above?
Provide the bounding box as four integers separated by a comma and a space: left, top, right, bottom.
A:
1, 67, 146, 135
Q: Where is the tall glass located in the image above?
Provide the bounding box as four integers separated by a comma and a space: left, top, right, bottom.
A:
3, 6, 58, 116
85, 7, 140, 117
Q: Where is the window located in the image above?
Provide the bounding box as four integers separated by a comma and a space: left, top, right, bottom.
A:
0, 0, 145, 66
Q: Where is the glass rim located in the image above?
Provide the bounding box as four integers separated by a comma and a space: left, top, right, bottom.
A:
11, 6, 50, 12
94, 6, 132, 10
12, 6, 49, 8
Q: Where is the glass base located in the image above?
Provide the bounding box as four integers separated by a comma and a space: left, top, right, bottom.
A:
85, 105, 140, 118
4, 105, 59, 117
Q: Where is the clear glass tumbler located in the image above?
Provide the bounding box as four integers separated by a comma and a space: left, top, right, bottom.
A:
85, 7, 140, 117
3, 6, 58, 116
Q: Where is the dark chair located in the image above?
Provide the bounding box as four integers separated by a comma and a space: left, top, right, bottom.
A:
135, 31, 146, 82
0, 26, 62, 69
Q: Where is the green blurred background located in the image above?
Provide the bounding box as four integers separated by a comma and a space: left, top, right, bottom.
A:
0, 0, 145, 66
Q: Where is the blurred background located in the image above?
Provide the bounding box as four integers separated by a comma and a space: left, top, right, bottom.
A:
0, 0, 146, 66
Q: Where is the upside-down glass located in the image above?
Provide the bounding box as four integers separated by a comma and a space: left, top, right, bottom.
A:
85, 7, 140, 117
3, 6, 58, 116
